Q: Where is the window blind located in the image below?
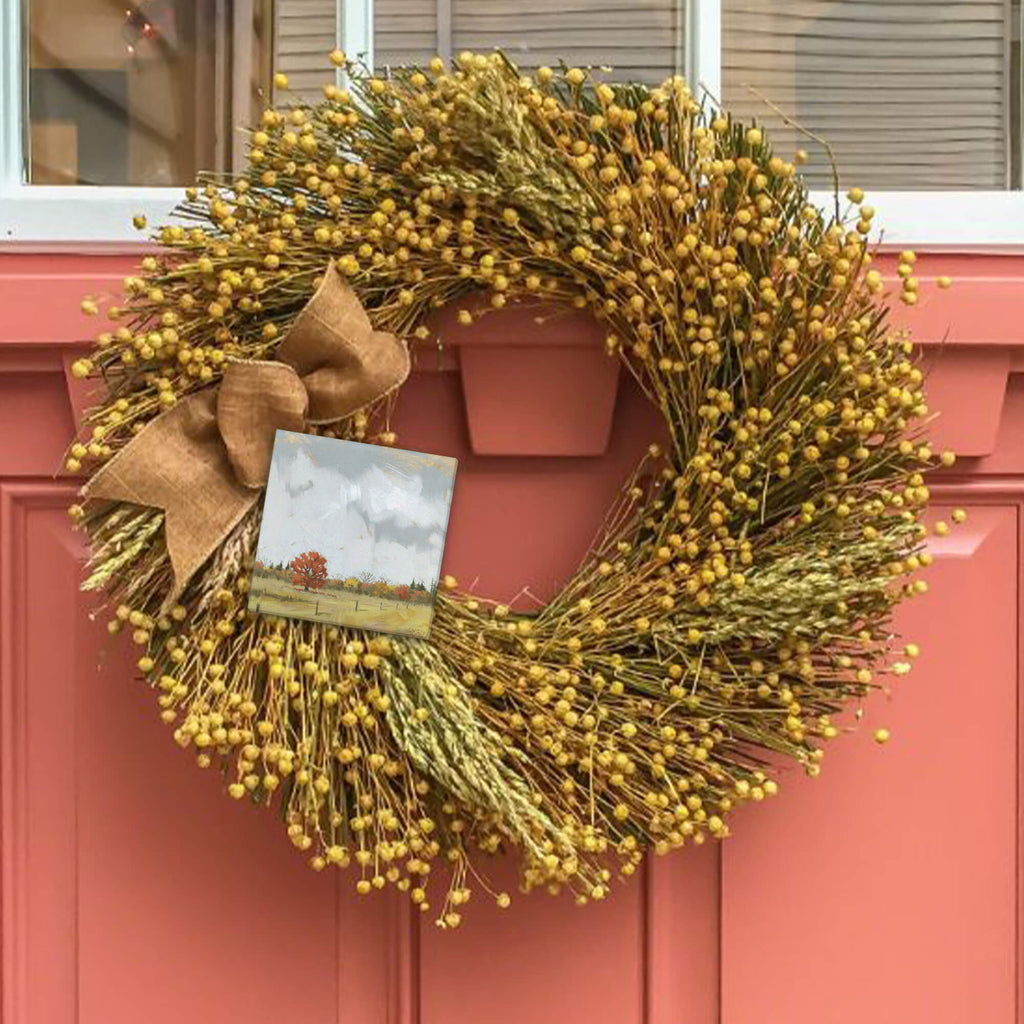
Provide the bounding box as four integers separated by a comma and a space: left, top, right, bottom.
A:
449, 0, 684, 83
723, 1, 1012, 190
274, 0, 338, 104
376, 0, 439, 68
374, 0, 684, 83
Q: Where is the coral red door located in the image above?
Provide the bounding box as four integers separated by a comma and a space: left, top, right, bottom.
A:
0, 252, 1019, 1024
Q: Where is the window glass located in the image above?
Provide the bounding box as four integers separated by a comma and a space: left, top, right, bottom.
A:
723, 0, 1019, 191
375, 0, 686, 84
275, 0, 337, 105
375, 0, 437, 68
27, 0, 272, 185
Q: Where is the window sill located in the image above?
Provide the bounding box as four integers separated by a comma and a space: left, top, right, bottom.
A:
2, 185, 1024, 253
0, 186, 183, 250
810, 190, 1024, 253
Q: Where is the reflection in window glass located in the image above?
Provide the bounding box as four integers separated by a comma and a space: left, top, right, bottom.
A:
723, 0, 1018, 191
27, 0, 273, 186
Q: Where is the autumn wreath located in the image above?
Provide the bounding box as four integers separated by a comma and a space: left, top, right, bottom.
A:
70, 51, 958, 925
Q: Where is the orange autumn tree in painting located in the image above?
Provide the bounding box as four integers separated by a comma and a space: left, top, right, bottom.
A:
289, 550, 328, 592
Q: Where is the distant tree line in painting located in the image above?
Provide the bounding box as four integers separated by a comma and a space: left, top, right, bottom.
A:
254, 556, 436, 604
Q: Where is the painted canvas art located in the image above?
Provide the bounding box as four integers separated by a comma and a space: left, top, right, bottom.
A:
248, 430, 457, 638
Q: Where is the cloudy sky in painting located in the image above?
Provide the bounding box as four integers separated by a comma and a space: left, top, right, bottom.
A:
255, 431, 457, 586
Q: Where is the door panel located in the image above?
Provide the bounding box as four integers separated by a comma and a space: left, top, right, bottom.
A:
420, 858, 646, 1024
721, 502, 1019, 1024
417, 847, 721, 1024
2, 484, 353, 1023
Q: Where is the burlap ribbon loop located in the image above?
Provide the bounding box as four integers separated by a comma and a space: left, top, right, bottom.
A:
82, 264, 410, 608
277, 266, 410, 423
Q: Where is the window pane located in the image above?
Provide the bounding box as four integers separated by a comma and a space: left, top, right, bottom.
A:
376, 0, 437, 68
275, 0, 337, 105
375, 0, 686, 85
27, 0, 273, 186
723, 0, 1014, 190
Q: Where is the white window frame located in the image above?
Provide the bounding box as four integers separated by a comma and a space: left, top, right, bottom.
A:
0, 0, 369, 250
2, 0, 1023, 251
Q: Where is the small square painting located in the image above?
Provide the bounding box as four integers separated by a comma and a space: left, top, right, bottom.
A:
248, 430, 457, 638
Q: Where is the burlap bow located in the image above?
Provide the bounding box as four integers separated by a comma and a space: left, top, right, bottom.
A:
83, 264, 410, 607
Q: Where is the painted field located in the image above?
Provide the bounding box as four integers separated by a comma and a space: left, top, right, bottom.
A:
248, 575, 434, 638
